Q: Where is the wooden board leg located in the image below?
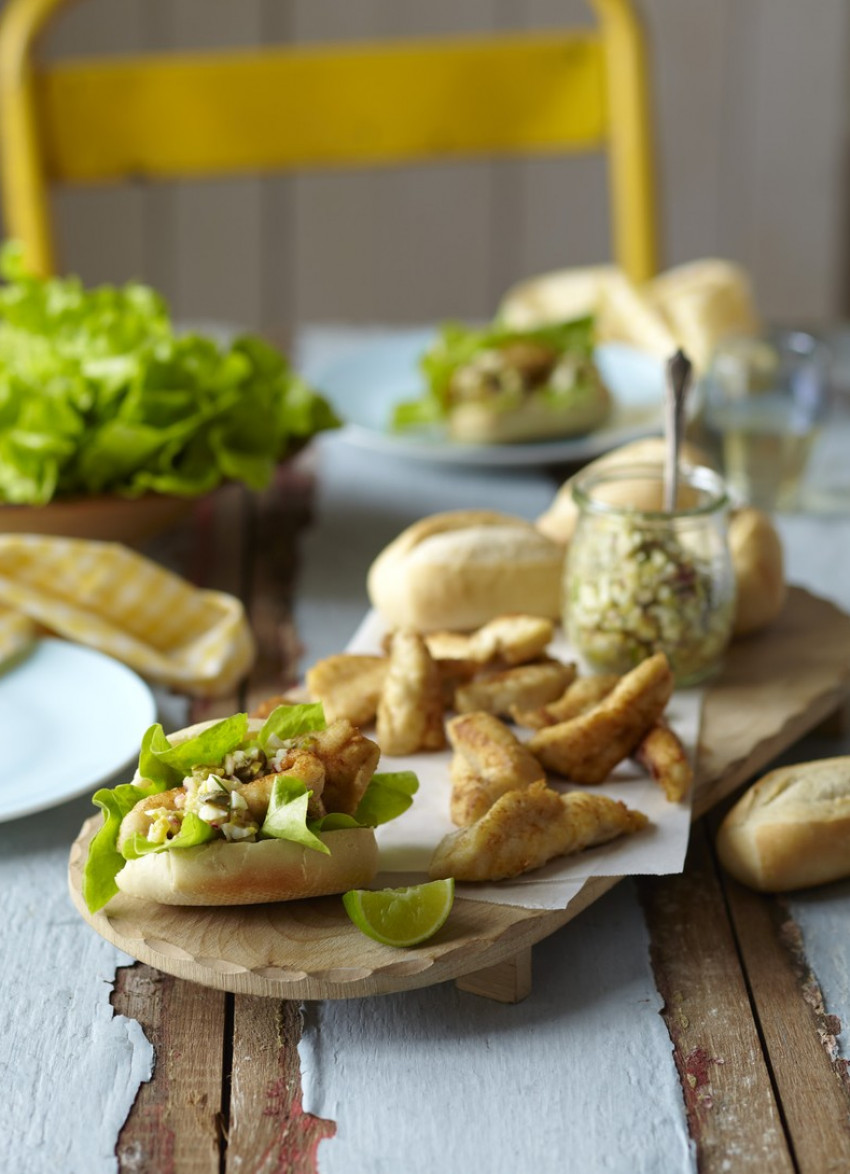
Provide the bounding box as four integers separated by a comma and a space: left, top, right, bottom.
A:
455, 946, 533, 1003
811, 692, 850, 737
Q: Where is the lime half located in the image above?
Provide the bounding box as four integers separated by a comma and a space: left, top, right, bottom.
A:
343, 879, 455, 948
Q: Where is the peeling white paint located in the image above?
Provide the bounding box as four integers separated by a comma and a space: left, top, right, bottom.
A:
300, 882, 696, 1174
0, 793, 154, 1174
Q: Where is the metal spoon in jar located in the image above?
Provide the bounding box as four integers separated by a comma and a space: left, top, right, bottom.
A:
664, 349, 693, 511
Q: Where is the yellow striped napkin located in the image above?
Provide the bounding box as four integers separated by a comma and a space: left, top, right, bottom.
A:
0, 535, 255, 696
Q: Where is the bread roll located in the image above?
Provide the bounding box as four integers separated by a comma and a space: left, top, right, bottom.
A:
448, 378, 611, 445
535, 437, 711, 545
716, 758, 850, 892
499, 258, 760, 371
728, 506, 786, 636
114, 716, 379, 905
116, 828, 378, 905
367, 510, 562, 632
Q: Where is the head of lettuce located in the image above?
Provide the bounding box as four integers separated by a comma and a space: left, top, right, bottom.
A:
0, 242, 339, 505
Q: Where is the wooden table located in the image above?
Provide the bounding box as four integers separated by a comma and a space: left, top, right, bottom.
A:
4, 333, 850, 1174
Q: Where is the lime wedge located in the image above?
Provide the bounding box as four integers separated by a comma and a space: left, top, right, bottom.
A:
343, 879, 455, 947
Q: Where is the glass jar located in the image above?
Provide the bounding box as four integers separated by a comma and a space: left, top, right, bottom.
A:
563, 462, 736, 686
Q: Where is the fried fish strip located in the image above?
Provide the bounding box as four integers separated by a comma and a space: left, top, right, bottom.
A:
511, 673, 620, 729
634, 720, 693, 803
528, 653, 674, 784
425, 614, 554, 670
454, 659, 576, 718
376, 629, 446, 755
429, 780, 648, 881
305, 653, 388, 726
308, 719, 381, 814
242, 751, 327, 820
447, 712, 545, 825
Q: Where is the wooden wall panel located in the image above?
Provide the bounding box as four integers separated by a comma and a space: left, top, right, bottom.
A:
489, 0, 609, 300
0, 0, 848, 329
42, 0, 150, 287
744, 0, 849, 324
285, 1, 498, 328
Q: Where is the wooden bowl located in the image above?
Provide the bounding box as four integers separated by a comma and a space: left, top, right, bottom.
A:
0, 493, 198, 544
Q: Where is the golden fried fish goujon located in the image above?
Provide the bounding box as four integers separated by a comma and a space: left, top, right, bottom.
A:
447, 712, 545, 826
634, 721, 693, 803
528, 653, 674, 784
511, 672, 619, 729
376, 629, 446, 755
424, 614, 554, 672
305, 653, 388, 726
430, 781, 648, 882
454, 659, 576, 718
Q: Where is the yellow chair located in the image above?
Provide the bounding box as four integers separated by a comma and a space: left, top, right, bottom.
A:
0, 0, 658, 284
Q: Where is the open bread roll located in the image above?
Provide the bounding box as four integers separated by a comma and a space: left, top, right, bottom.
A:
114, 717, 379, 906
367, 510, 562, 632
447, 376, 611, 445
716, 757, 850, 892
116, 828, 378, 906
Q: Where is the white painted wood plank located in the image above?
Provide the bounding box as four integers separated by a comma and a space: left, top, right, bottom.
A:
154, 1, 267, 329
286, 1, 497, 327
745, 0, 850, 323
0, 793, 153, 1174
299, 881, 695, 1174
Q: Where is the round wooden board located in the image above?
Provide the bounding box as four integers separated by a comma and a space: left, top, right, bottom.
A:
68, 587, 850, 1000
68, 817, 586, 999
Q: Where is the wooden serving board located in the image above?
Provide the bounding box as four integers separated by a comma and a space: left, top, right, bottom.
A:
68, 587, 850, 1002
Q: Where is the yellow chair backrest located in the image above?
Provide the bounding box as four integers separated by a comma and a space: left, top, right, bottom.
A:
0, 0, 658, 283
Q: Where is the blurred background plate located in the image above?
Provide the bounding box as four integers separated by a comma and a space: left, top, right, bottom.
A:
0, 638, 156, 822
305, 328, 666, 467
0, 492, 197, 544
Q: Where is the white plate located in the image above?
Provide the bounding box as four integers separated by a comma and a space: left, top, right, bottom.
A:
0, 639, 157, 822
311, 328, 666, 466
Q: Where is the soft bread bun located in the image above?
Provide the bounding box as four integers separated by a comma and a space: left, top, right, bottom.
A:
114, 717, 379, 906
642, 259, 760, 372
535, 437, 711, 545
728, 505, 786, 636
367, 510, 562, 632
116, 829, 378, 906
498, 265, 678, 357
499, 259, 759, 371
716, 758, 850, 892
448, 376, 611, 445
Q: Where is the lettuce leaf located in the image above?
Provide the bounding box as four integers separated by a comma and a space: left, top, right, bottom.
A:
120, 812, 216, 860
137, 723, 183, 790
82, 781, 162, 913
354, 770, 419, 827
260, 776, 330, 855
152, 713, 248, 775
0, 242, 339, 504
257, 702, 326, 750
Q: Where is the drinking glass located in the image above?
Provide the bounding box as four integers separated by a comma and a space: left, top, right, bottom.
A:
701, 330, 830, 511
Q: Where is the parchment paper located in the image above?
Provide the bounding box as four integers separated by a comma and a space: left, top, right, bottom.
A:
348, 612, 702, 911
